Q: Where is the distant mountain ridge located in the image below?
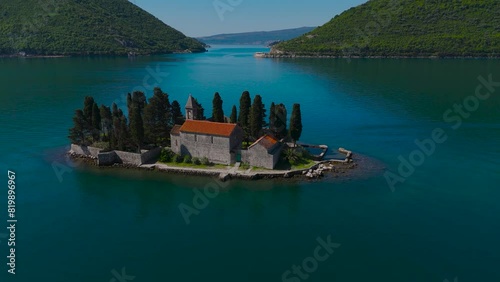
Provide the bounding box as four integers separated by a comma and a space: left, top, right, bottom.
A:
273, 0, 500, 57
197, 27, 315, 46
0, 0, 206, 56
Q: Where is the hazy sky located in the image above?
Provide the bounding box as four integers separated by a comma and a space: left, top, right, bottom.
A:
130, 0, 367, 37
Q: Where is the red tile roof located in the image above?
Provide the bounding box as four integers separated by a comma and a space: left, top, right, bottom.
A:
249, 134, 279, 150
179, 120, 239, 137
171, 125, 182, 135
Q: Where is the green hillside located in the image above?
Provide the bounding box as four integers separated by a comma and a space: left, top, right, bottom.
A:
0, 0, 206, 56
273, 0, 500, 57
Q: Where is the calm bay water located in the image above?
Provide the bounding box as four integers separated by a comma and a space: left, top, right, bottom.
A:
0, 46, 499, 281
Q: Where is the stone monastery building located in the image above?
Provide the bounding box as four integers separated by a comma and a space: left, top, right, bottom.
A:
170, 95, 283, 169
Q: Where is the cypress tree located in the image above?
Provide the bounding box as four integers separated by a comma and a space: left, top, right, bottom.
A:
110, 103, 120, 149
91, 102, 101, 142
111, 103, 128, 151
194, 99, 205, 120
143, 87, 171, 146
126, 92, 147, 112
68, 110, 88, 145
274, 103, 288, 139
171, 100, 185, 125
91, 103, 101, 130
112, 103, 119, 118
269, 102, 276, 134
130, 110, 144, 150
238, 91, 251, 138
212, 92, 224, 122
289, 103, 303, 144
127, 91, 147, 151
100, 105, 112, 141
249, 95, 266, 139
83, 96, 95, 123
118, 114, 129, 151
126, 94, 132, 111
229, 105, 237, 124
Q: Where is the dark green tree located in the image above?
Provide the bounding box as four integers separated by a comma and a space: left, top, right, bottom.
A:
109, 103, 128, 151
129, 93, 145, 150
171, 100, 185, 125
229, 105, 237, 124
68, 110, 89, 145
143, 87, 171, 146
127, 91, 147, 114
289, 103, 303, 144
274, 103, 288, 139
127, 91, 147, 151
194, 99, 205, 120
83, 96, 95, 123
238, 91, 252, 138
91, 103, 101, 130
269, 102, 276, 134
110, 103, 119, 149
118, 114, 129, 151
249, 95, 266, 139
91, 102, 101, 141
212, 92, 224, 122
111, 103, 119, 118
99, 105, 112, 141
111, 103, 129, 151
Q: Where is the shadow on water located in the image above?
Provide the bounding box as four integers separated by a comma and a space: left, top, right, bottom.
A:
70, 164, 314, 222
40, 145, 387, 224
273, 58, 500, 122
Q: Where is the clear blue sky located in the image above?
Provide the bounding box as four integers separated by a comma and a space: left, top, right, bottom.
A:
130, 0, 367, 37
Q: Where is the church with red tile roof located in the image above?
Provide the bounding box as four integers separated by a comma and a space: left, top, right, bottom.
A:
170, 95, 283, 169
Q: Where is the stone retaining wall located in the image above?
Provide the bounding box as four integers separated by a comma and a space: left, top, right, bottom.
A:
156, 167, 221, 177
97, 151, 118, 166
114, 151, 142, 166
70, 144, 161, 166
70, 144, 101, 157
141, 147, 162, 164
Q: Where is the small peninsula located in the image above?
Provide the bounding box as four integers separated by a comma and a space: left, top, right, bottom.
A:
0, 0, 206, 56
68, 88, 356, 180
271, 0, 500, 58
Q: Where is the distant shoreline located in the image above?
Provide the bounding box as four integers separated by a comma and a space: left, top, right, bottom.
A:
0, 50, 207, 59
0, 54, 69, 58
256, 53, 500, 59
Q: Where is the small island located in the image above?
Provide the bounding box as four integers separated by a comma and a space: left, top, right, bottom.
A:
68, 88, 356, 180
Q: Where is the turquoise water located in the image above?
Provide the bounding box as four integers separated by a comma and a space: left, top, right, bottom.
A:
0, 46, 499, 281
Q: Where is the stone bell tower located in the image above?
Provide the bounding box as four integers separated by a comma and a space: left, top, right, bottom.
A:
185, 94, 198, 120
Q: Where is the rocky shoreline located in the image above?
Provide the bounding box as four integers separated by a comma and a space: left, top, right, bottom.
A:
0, 49, 206, 59
0, 54, 69, 58
258, 53, 499, 59
68, 150, 359, 182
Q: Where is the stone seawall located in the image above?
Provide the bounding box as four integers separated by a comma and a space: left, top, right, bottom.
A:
97, 151, 118, 166
70, 144, 161, 166
141, 147, 162, 164
70, 144, 101, 158
155, 166, 221, 177
71, 144, 359, 182
114, 151, 142, 165
143, 162, 343, 182
150, 164, 296, 180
